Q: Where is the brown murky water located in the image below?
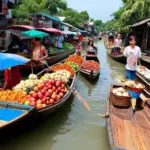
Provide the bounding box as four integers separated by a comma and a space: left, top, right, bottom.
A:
1, 40, 125, 150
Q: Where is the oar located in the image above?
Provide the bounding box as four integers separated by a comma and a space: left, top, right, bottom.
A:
73, 90, 91, 111
65, 83, 91, 111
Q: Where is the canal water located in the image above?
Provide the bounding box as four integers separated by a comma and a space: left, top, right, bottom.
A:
1, 40, 125, 150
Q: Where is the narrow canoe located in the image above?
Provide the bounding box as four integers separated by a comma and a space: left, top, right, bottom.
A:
0, 102, 33, 130
20, 48, 75, 72
80, 55, 100, 80
107, 48, 126, 64
107, 85, 150, 150
32, 70, 76, 117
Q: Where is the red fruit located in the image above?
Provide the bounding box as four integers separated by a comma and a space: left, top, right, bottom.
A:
50, 99, 54, 104
56, 81, 61, 87
41, 83, 45, 87
43, 87, 48, 91
55, 90, 58, 94
48, 85, 52, 89
41, 89, 46, 95
27, 95, 31, 100
61, 89, 65, 93
32, 93, 38, 99
29, 91, 34, 96
36, 100, 42, 104
57, 87, 62, 92
30, 97, 36, 102
59, 92, 64, 98
42, 98, 47, 103
34, 86, 39, 92
30, 101, 36, 106
36, 104, 42, 109
43, 80, 48, 84
45, 92, 51, 97
38, 92, 44, 99
52, 86, 56, 92
61, 84, 65, 89
50, 79, 56, 86
37, 84, 43, 89
46, 100, 50, 105
56, 95, 61, 101
48, 89, 53, 94
42, 104, 46, 107
51, 94, 57, 100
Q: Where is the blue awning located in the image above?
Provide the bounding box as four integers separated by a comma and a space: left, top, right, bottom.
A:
38, 13, 62, 23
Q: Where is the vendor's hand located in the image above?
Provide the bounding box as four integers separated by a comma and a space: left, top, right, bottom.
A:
0, 88, 3, 91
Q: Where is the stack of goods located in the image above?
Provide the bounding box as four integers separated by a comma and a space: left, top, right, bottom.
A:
137, 66, 150, 80
0, 90, 27, 104
63, 43, 74, 49
81, 60, 100, 71
13, 74, 39, 92
65, 54, 83, 66
40, 70, 71, 83
64, 62, 79, 72
111, 86, 131, 108
51, 64, 74, 77
24, 79, 68, 109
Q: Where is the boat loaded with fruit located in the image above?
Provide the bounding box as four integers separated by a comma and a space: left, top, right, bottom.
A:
80, 50, 100, 80
106, 79, 150, 150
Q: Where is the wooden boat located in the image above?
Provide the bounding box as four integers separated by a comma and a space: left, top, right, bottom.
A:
106, 85, 150, 150
80, 55, 100, 80
136, 71, 150, 93
32, 70, 76, 117
107, 48, 126, 64
0, 102, 34, 129
20, 48, 75, 71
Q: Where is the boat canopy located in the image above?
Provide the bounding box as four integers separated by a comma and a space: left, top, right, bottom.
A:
8, 25, 35, 30
63, 31, 77, 35
36, 28, 64, 34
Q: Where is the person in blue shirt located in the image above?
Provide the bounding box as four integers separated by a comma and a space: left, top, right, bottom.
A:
57, 34, 64, 49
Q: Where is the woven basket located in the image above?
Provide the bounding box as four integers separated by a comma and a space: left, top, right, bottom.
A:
110, 86, 131, 108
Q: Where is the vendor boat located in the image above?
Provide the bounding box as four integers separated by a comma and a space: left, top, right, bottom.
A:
20, 48, 75, 73
0, 102, 33, 130
106, 84, 150, 150
80, 54, 100, 80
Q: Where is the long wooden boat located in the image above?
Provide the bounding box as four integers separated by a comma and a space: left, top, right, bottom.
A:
106, 85, 150, 150
107, 48, 126, 64
32, 70, 76, 117
136, 71, 150, 93
80, 55, 100, 80
20, 48, 75, 71
0, 102, 33, 130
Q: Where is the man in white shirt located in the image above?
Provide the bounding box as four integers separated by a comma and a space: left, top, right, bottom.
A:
123, 36, 141, 80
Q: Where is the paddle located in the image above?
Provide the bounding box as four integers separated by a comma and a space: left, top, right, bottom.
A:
64, 83, 91, 111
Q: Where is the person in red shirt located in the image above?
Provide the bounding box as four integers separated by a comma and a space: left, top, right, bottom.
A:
78, 35, 83, 42
0, 66, 22, 90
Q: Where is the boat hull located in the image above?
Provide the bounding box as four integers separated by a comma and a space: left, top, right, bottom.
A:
107, 85, 150, 150
20, 48, 75, 72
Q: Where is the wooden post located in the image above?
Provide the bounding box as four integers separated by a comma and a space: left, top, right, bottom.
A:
145, 25, 149, 51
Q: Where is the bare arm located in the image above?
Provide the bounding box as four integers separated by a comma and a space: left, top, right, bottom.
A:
39, 47, 48, 61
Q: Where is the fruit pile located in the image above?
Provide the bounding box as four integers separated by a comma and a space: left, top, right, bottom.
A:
81, 60, 100, 71
51, 64, 74, 76
64, 62, 79, 72
24, 79, 68, 109
65, 54, 83, 66
0, 90, 27, 104
13, 74, 39, 92
112, 87, 130, 97
40, 70, 71, 83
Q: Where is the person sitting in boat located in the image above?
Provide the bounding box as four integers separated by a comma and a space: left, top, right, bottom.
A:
86, 40, 97, 55
76, 42, 83, 56
123, 36, 141, 80
0, 66, 22, 90
112, 34, 122, 55
32, 38, 48, 67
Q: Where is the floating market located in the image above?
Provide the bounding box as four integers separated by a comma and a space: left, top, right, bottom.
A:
1, 0, 150, 150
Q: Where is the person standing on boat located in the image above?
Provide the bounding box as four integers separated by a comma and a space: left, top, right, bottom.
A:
32, 38, 48, 66
123, 36, 141, 80
56, 33, 64, 49
86, 40, 97, 55
76, 42, 83, 56
112, 34, 122, 55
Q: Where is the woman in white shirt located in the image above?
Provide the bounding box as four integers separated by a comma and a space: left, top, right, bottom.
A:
112, 34, 122, 54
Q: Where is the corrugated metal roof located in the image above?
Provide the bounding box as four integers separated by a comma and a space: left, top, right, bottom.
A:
132, 18, 150, 27
38, 13, 62, 23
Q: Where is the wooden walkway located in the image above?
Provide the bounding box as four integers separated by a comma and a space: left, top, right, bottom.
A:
141, 55, 150, 63
107, 100, 150, 150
